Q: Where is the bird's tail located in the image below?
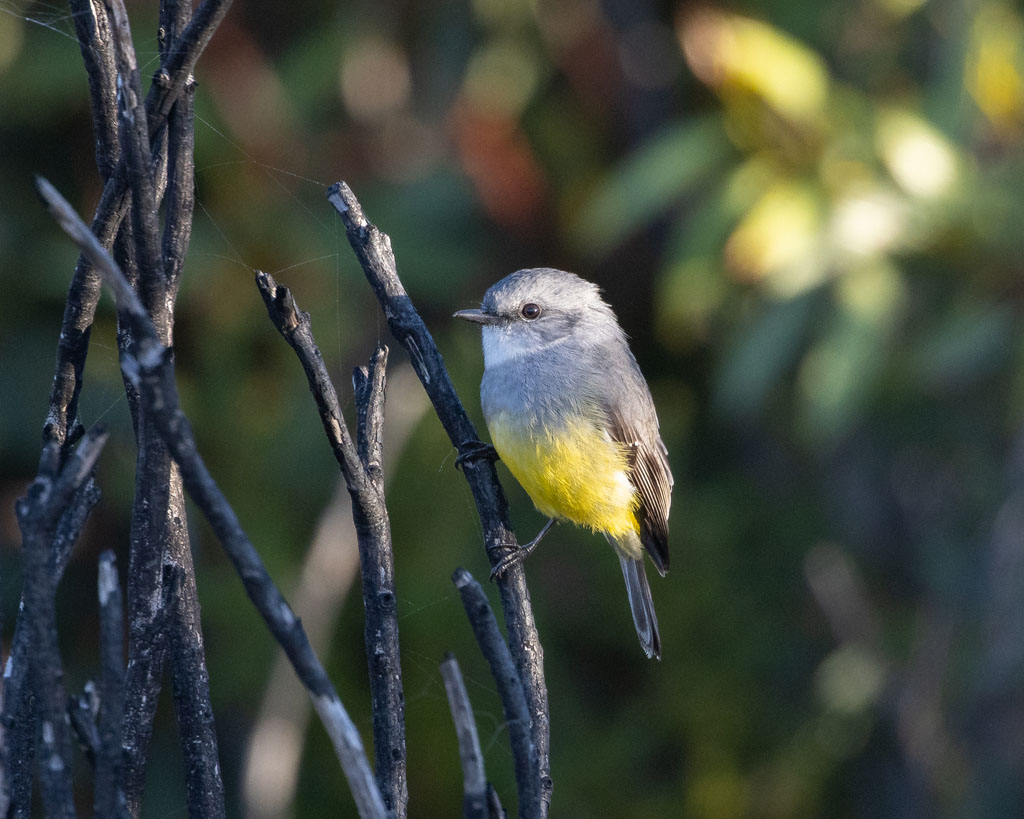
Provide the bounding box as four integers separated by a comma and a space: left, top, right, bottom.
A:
618, 552, 661, 660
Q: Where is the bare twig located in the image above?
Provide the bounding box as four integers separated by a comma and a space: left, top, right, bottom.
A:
159, 0, 197, 298
15, 426, 109, 818
327, 180, 551, 815
150, 4, 225, 814
0, 476, 100, 815
144, 0, 233, 130
41, 49, 173, 787
257, 271, 408, 816
166, 549, 224, 819
242, 490, 363, 819
47, 0, 232, 458
242, 362, 428, 819
97, 550, 126, 818
37, 176, 388, 819
453, 569, 538, 818
255, 273, 362, 487
69, 686, 100, 766
107, 0, 167, 327
65, 560, 167, 819
70, 0, 119, 179
440, 653, 489, 819
354, 349, 388, 474
67, 686, 133, 819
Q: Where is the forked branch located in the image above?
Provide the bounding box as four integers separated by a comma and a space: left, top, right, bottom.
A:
36, 176, 388, 819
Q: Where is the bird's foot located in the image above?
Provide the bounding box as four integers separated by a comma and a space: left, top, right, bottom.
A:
489, 518, 557, 580
489, 541, 538, 580
455, 440, 498, 471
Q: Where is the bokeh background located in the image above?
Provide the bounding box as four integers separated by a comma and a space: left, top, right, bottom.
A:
3, 0, 1024, 815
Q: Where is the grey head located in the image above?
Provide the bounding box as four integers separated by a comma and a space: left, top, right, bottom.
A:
453, 268, 626, 368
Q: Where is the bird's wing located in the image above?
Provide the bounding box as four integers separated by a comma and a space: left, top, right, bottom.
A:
606, 403, 673, 576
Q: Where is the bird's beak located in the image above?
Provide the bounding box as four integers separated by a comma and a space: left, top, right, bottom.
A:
453, 308, 500, 325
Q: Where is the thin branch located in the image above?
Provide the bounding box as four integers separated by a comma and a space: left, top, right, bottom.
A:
254, 273, 363, 487
0, 475, 100, 815
256, 272, 408, 816
36, 177, 147, 332
37, 177, 388, 819
349, 346, 408, 819
166, 550, 225, 819
106, 0, 168, 332
354, 347, 388, 474
119, 554, 170, 817
15, 427, 109, 819
327, 180, 551, 815
64, 565, 166, 819
440, 653, 489, 819
453, 569, 538, 819
242, 364, 428, 819
144, 0, 233, 131
103, 3, 224, 811
70, 0, 120, 180
69, 687, 100, 766
161, 77, 196, 297
159, 0, 196, 299
97, 550, 126, 818
67, 688, 134, 819
45, 0, 232, 457
41, 0, 120, 468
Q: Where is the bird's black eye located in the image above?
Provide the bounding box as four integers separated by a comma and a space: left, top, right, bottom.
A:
521, 303, 541, 320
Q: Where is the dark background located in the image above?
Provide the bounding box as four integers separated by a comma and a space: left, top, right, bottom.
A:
3, 0, 1024, 815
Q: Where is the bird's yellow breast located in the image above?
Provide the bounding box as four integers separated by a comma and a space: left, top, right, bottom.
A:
487, 410, 639, 542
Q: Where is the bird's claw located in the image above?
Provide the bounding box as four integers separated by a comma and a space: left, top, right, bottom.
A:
455, 440, 498, 472
489, 545, 531, 581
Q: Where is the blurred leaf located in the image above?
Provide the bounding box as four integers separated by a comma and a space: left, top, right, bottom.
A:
713, 290, 819, 420
569, 116, 732, 259
909, 302, 1015, 393
796, 263, 905, 445
724, 179, 824, 292
679, 9, 830, 125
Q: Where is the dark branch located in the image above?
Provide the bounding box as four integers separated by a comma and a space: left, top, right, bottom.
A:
45, 0, 232, 457
0, 475, 100, 815
37, 178, 388, 819
145, 0, 233, 131
65, 679, 136, 818
97, 550, 126, 818
440, 652, 489, 819
254, 272, 363, 488
256, 271, 408, 816
327, 180, 551, 815
70, 0, 120, 180
114, 1, 221, 807
159, 0, 196, 298
453, 569, 538, 818
69, 687, 100, 767
166, 551, 225, 819
68, 686, 133, 819
15, 426, 109, 819
107, 0, 168, 333
353, 345, 388, 475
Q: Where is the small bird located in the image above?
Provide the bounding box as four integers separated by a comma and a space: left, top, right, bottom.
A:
455, 268, 673, 659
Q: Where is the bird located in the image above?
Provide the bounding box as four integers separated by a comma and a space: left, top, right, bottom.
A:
454, 267, 673, 658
